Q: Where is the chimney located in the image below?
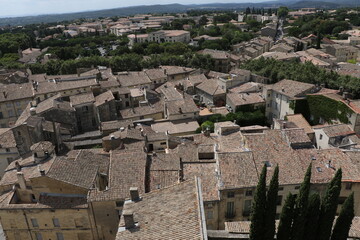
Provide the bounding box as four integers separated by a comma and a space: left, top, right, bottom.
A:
130, 187, 140, 201
17, 172, 26, 189
15, 161, 21, 171
123, 210, 135, 229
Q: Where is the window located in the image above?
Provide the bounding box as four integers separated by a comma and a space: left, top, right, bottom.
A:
82, 106, 89, 112
207, 211, 213, 219
124, 94, 129, 98
17, 109, 22, 115
31, 218, 39, 228
316, 167, 322, 173
35, 233, 42, 240
345, 182, 352, 190
8, 110, 14, 117
319, 134, 323, 140
7, 157, 13, 164
53, 218, 60, 227
227, 192, 235, 198
15, 101, 21, 107
226, 202, 235, 218
56, 232, 64, 240
125, 101, 130, 107
160, 142, 166, 145
5, 148, 10, 152
278, 187, 284, 191
6, 103, 12, 108
0, 112, 3, 119
277, 195, 283, 205
295, 186, 300, 190
243, 199, 252, 216
245, 190, 253, 196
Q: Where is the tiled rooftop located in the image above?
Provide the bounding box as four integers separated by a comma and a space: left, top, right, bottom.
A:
271, 79, 315, 98
116, 179, 206, 240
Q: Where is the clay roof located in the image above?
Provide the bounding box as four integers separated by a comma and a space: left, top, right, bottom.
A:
118, 72, 152, 87
166, 96, 199, 115
46, 150, 109, 189
144, 68, 166, 80
315, 124, 355, 138
95, 90, 114, 106
0, 128, 16, 148
217, 152, 259, 189
151, 120, 199, 135
286, 114, 314, 135
69, 92, 95, 106
160, 66, 195, 76
34, 79, 98, 95
119, 101, 163, 119
227, 92, 265, 106
109, 150, 147, 197
271, 79, 315, 98
0, 82, 33, 102
196, 79, 226, 96
0, 155, 56, 187
183, 162, 219, 201
282, 128, 312, 144
101, 120, 133, 131
116, 179, 206, 240
0, 191, 88, 209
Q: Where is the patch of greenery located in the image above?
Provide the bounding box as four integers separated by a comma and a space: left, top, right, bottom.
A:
306, 95, 354, 124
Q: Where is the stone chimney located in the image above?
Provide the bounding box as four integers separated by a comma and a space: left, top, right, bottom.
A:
123, 210, 135, 229
17, 172, 26, 189
15, 161, 21, 171
130, 187, 139, 201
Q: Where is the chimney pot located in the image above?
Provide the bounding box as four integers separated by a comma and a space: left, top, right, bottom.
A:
123, 210, 135, 229
130, 187, 139, 201
16, 172, 26, 189
15, 161, 21, 171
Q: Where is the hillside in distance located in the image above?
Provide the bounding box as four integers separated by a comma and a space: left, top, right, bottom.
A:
0, 0, 358, 26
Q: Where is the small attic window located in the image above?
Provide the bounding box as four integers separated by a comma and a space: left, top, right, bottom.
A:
316, 167, 322, 172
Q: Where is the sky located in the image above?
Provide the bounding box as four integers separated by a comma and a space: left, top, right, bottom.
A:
0, 0, 267, 17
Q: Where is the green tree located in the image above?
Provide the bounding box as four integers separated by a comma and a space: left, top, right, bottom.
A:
317, 169, 342, 240
303, 193, 321, 240
250, 164, 267, 240
331, 193, 355, 240
277, 7, 289, 18
291, 164, 312, 240
199, 16, 208, 26
277, 193, 295, 240
264, 165, 279, 240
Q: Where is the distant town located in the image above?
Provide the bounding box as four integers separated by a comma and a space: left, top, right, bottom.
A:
0, 4, 359, 240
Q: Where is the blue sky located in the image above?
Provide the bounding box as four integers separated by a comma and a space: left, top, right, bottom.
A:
0, 0, 268, 17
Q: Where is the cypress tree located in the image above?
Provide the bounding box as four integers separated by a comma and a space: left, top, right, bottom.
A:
250, 164, 267, 240
331, 192, 355, 240
277, 193, 295, 240
303, 193, 321, 240
291, 164, 312, 240
264, 165, 279, 240
317, 168, 342, 240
